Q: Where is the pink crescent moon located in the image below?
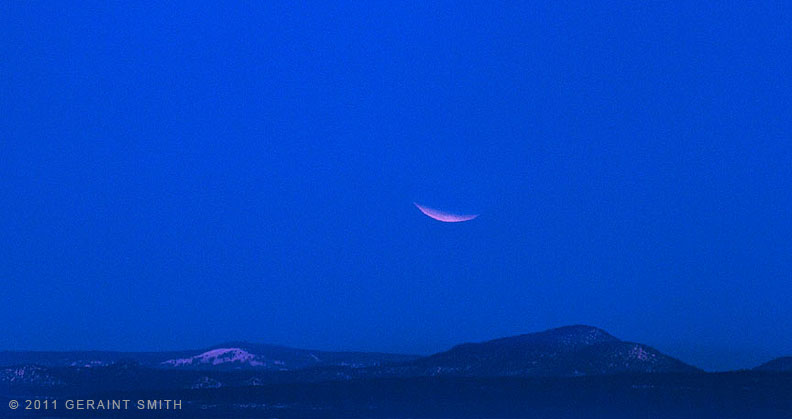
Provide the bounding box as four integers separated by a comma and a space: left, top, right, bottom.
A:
413, 202, 479, 223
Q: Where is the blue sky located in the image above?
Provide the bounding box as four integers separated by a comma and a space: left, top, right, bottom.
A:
2, 2, 791, 371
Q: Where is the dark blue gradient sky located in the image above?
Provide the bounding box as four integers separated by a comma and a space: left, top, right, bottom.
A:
2, 2, 791, 371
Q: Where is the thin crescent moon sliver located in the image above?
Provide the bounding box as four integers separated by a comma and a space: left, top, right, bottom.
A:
413, 202, 479, 223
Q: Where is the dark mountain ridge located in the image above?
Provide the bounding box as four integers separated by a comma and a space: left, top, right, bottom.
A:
410, 325, 699, 376
0, 325, 697, 376
0, 344, 418, 371
755, 357, 792, 372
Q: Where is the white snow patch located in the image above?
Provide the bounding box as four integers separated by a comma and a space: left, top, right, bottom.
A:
191, 376, 223, 389
162, 348, 265, 367
628, 345, 654, 362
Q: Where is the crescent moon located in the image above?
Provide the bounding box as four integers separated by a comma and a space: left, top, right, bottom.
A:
414, 202, 479, 223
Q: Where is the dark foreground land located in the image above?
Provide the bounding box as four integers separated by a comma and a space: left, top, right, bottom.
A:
4, 372, 792, 418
